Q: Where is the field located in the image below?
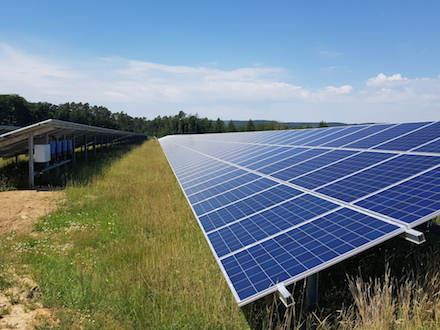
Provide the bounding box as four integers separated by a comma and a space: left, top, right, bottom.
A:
1, 140, 440, 329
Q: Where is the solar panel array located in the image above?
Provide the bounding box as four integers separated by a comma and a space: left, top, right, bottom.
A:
159, 121, 440, 306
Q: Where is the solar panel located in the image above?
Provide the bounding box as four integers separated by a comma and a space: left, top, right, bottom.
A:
159, 121, 440, 306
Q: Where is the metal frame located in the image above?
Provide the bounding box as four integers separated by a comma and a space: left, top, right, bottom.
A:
0, 119, 147, 188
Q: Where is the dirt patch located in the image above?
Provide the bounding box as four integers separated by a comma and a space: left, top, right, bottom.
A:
0, 276, 59, 329
0, 190, 65, 235
0, 189, 64, 328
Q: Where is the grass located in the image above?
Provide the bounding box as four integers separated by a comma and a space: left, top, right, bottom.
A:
338, 251, 440, 329
1, 140, 440, 328
19, 140, 249, 329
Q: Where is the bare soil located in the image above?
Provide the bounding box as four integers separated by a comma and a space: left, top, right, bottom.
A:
0, 190, 64, 329
0, 190, 65, 235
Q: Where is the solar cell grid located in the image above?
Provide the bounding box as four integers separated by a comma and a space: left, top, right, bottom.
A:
321, 124, 393, 148
343, 122, 428, 149
208, 194, 340, 258
159, 120, 440, 306
179, 162, 226, 183
373, 121, 440, 152
188, 174, 260, 205
199, 185, 303, 231
184, 169, 248, 196
304, 125, 365, 146
285, 127, 330, 145
221, 208, 402, 302
256, 148, 328, 175
192, 178, 278, 216
355, 166, 440, 224
414, 138, 440, 153
270, 149, 356, 182
228, 145, 274, 164
235, 146, 287, 167
245, 147, 306, 170
217, 144, 263, 161
290, 151, 394, 189
316, 154, 440, 202
181, 165, 236, 189
261, 130, 295, 145
267, 128, 316, 145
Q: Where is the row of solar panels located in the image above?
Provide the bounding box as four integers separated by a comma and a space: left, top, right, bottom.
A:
160, 121, 440, 306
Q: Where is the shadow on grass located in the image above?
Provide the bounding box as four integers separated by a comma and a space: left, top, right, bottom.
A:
0, 142, 145, 190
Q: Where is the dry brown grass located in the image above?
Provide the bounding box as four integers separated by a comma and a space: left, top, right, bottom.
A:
337, 257, 440, 330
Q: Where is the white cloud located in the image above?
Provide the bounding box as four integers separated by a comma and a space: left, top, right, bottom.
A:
0, 44, 439, 123
366, 73, 408, 86
0, 43, 85, 96
364, 73, 440, 104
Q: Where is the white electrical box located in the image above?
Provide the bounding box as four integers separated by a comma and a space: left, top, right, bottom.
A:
34, 144, 51, 162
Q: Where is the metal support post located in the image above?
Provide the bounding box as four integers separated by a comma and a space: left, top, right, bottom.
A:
84, 135, 88, 162
72, 135, 76, 166
28, 132, 34, 189
94, 134, 97, 156
305, 273, 319, 312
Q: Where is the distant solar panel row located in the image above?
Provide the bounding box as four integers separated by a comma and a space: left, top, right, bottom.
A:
160, 121, 440, 306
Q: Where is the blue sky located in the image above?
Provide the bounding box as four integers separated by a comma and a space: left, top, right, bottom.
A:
1, 0, 439, 123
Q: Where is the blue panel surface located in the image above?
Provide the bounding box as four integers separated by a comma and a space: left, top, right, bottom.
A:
290, 152, 394, 189
159, 120, 440, 306
355, 166, 440, 224
221, 208, 401, 301
373, 122, 440, 151
414, 139, 440, 153
192, 178, 278, 216
344, 122, 429, 149
270, 149, 356, 182
246, 147, 308, 170
257, 148, 328, 174
209, 194, 339, 257
316, 154, 440, 202
188, 173, 261, 203
199, 185, 303, 232
304, 125, 366, 146
321, 124, 393, 147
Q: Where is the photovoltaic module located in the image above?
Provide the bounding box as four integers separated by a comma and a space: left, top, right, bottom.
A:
159, 121, 440, 306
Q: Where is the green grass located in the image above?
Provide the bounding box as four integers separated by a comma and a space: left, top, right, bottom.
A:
22, 140, 249, 329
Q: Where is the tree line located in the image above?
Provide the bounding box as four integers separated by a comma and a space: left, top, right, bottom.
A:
1, 94, 321, 137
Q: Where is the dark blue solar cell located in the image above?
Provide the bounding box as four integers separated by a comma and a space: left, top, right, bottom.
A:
280, 129, 323, 145
316, 154, 440, 202
373, 122, 440, 151
321, 124, 392, 147
246, 147, 308, 170
258, 148, 329, 175
220, 208, 401, 302
287, 127, 344, 145
184, 169, 248, 195
236, 147, 289, 167
304, 126, 365, 146
223, 145, 272, 163
414, 138, 440, 153
193, 178, 278, 215
344, 122, 430, 149
271, 149, 356, 181
291, 152, 394, 190
209, 194, 339, 257
199, 185, 303, 231
188, 173, 260, 203
355, 167, 440, 224
182, 165, 236, 189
